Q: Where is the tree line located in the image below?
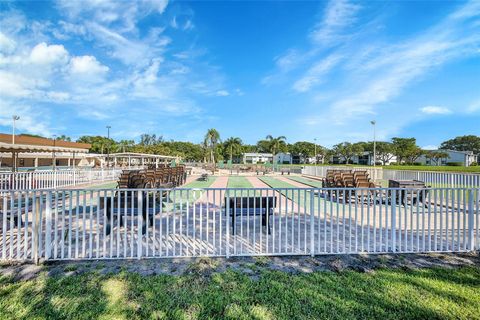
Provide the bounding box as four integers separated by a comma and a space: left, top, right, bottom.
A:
21, 132, 480, 164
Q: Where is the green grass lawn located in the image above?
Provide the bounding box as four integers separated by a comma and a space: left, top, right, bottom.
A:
1, 265, 478, 320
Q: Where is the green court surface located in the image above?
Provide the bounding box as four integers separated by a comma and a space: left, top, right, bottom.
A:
184, 176, 217, 188
226, 176, 253, 188
89, 182, 118, 189
287, 176, 323, 188
259, 177, 317, 211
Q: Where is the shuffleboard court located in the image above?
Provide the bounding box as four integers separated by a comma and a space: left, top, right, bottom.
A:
226, 176, 254, 188
287, 176, 324, 188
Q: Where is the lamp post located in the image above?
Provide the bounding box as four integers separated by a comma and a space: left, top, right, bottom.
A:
52, 134, 57, 170
106, 125, 111, 168
12, 115, 20, 144
314, 138, 317, 166
371, 120, 377, 178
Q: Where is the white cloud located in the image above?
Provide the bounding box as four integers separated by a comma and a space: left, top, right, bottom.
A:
420, 106, 452, 115
215, 90, 229, 97
69, 55, 109, 75
467, 99, 480, 113
29, 42, 69, 65
0, 32, 16, 53
293, 53, 343, 92
310, 0, 362, 45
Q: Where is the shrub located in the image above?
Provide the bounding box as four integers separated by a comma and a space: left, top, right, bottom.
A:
470, 162, 478, 166
446, 162, 463, 166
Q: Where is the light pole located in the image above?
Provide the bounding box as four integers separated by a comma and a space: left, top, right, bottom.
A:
106, 125, 111, 168
12, 115, 20, 144
52, 134, 57, 170
371, 120, 376, 168
314, 138, 317, 166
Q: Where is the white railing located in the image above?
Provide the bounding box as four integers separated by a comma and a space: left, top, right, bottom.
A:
383, 170, 480, 188
301, 166, 480, 188
0, 168, 126, 190
1, 187, 478, 261
302, 166, 383, 181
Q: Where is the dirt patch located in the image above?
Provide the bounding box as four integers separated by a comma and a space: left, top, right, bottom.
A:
1, 252, 478, 281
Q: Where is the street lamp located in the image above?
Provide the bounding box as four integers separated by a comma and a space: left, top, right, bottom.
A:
52, 134, 57, 170
106, 125, 111, 168
314, 138, 317, 166
12, 115, 20, 144
370, 120, 376, 168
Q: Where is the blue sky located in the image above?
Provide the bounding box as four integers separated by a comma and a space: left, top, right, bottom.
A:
0, 0, 479, 148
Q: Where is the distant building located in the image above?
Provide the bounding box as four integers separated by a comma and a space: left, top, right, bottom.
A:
242, 153, 273, 164
274, 152, 292, 164
331, 152, 397, 165
417, 149, 478, 167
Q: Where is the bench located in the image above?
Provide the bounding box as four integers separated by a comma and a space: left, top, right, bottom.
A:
388, 180, 430, 206
101, 192, 162, 235
225, 196, 277, 235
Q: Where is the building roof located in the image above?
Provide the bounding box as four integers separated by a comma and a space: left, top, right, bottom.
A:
109, 152, 178, 159
0, 133, 91, 150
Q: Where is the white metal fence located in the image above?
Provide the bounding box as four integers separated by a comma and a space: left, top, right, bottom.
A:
302, 166, 480, 188
0, 169, 124, 190
383, 170, 480, 188
1, 187, 478, 261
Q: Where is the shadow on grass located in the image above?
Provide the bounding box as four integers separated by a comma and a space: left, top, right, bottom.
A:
1, 263, 479, 320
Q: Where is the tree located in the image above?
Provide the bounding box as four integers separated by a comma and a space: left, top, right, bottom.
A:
440, 135, 480, 155
255, 139, 271, 153
372, 141, 395, 165
55, 135, 71, 142
77, 136, 118, 154
139, 134, 163, 146
204, 129, 221, 163
332, 142, 363, 164
265, 135, 287, 156
223, 137, 243, 162
290, 141, 316, 163
425, 150, 449, 165
118, 139, 135, 152
391, 137, 421, 164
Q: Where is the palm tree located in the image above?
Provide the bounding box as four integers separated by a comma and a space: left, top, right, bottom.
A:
265, 135, 287, 157
223, 137, 243, 161
204, 129, 221, 163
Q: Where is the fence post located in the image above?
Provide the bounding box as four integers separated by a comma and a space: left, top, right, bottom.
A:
310, 189, 315, 257
33, 196, 41, 265
137, 191, 143, 259
226, 189, 230, 258
45, 191, 52, 260
391, 189, 397, 252
467, 189, 475, 251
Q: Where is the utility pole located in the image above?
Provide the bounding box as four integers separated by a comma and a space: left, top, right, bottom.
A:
12, 115, 20, 144
371, 121, 376, 167
106, 125, 111, 168
52, 134, 57, 170
314, 138, 317, 166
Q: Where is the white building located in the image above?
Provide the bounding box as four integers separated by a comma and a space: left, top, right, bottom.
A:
331, 152, 397, 165
242, 153, 273, 164
417, 150, 478, 166
274, 152, 292, 164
